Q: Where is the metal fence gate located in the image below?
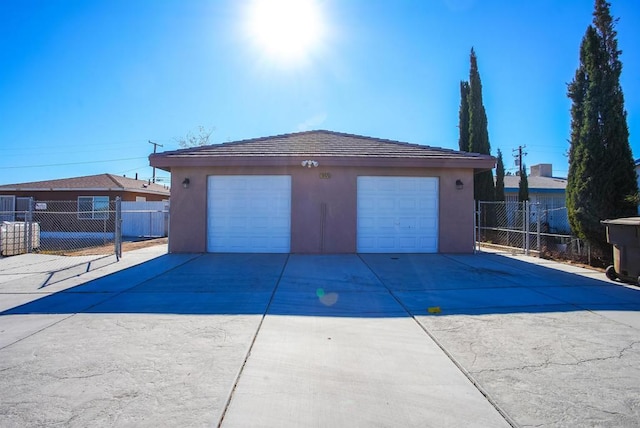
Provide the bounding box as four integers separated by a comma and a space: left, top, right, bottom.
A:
0, 197, 123, 259
475, 200, 584, 257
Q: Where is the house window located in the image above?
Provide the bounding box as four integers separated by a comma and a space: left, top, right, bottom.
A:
78, 196, 109, 220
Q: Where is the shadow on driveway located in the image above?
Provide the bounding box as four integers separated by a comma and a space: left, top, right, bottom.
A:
2, 252, 639, 317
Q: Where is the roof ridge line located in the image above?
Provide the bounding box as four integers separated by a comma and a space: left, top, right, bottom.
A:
105, 173, 125, 188
151, 129, 481, 156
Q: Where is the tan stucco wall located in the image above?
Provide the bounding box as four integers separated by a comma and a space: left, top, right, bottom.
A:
168, 165, 476, 254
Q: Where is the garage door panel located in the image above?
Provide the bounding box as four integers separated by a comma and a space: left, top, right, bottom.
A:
207, 176, 291, 253
377, 237, 395, 250
398, 217, 416, 229
250, 216, 268, 228
251, 199, 269, 210
357, 237, 374, 249
230, 199, 247, 209
419, 217, 438, 229
271, 217, 290, 229
359, 199, 375, 210
398, 199, 417, 210
419, 200, 436, 210
397, 180, 418, 192
376, 199, 395, 210
377, 217, 396, 228
419, 179, 437, 191
359, 217, 375, 228
218, 178, 246, 191
275, 197, 291, 208
357, 177, 438, 253
399, 237, 419, 249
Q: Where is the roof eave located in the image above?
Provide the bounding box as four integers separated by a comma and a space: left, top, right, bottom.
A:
150, 155, 496, 170
0, 187, 169, 195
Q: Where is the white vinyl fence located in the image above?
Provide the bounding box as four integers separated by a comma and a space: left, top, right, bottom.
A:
121, 201, 169, 238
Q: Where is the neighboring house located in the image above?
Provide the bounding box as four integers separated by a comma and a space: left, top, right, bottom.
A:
0, 174, 170, 237
150, 130, 495, 254
503, 164, 569, 233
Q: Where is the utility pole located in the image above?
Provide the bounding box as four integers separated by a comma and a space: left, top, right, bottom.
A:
149, 140, 163, 183
513, 145, 527, 175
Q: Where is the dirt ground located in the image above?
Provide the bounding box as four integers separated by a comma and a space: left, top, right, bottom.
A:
62, 238, 168, 256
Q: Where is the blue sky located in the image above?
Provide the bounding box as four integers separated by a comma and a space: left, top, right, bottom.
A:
1, 0, 639, 186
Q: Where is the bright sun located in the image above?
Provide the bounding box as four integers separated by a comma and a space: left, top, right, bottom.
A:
245, 0, 326, 64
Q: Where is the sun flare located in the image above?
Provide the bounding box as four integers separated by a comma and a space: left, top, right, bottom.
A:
245, 0, 326, 64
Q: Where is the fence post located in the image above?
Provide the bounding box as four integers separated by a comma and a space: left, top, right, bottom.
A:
20, 197, 34, 254
477, 201, 482, 250
473, 200, 478, 253
22, 200, 27, 253
536, 202, 541, 257
26, 197, 34, 253
115, 197, 122, 260
524, 201, 530, 256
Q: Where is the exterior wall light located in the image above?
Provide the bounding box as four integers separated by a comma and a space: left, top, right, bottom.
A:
182, 178, 190, 189
301, 160, 319, 168
455, 179, 464, 190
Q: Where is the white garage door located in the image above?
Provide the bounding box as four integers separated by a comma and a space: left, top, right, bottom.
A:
207, 175, 291, 253
357, 176, 439, 253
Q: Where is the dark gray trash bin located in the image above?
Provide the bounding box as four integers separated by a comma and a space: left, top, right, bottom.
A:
601, 217, 640, 285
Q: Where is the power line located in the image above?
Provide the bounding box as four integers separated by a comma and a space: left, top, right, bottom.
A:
0, 156, 147, 169
0, 140, 147, 153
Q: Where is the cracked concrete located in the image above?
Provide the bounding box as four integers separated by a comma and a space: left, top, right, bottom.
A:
419, 311, 640, 427
0, 314, 261, 427
1, 248, 640, 427
394, 253, 640, 428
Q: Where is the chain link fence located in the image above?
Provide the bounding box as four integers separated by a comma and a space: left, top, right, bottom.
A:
1, 197, 170, 286
1, 198, 123, 258
475, 200, 592, 261
1, 198, 170, 258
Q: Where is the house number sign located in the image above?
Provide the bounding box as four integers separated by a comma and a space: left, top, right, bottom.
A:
319, 172, 331, 179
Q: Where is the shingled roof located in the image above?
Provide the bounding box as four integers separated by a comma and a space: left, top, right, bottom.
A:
150, 130, 495, 170
0, 173, 170, 196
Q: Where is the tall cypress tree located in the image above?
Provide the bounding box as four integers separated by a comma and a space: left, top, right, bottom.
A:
467, 48, 495, 201
518, 163, 529, 202
458, 81, 470, 152
566, 0, 638, 256
495, 149, 506, 201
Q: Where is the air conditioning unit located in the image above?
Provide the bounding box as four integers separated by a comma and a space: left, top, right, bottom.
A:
0, 222, 40, 256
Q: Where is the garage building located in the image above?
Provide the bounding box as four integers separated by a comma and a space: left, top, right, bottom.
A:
149, 130, 495, 254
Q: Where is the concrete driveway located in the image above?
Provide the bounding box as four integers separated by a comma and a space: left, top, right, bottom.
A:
1, 248, 639, 427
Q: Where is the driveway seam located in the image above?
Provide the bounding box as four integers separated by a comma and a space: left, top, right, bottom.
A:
216, 253, 290, 428
357, 253, 519, 428
0, 314, 76, 351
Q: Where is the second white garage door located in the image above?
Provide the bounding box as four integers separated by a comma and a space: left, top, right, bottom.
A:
207, 175, 291, 253
357, 176, 439, 253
